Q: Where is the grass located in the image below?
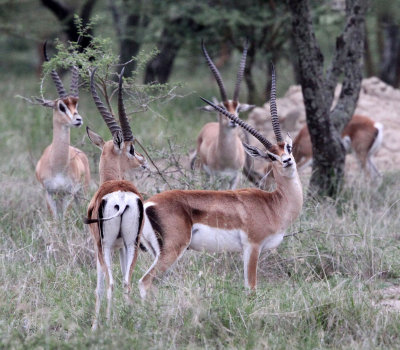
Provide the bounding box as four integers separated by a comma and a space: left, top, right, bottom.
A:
1, 69, 400, 349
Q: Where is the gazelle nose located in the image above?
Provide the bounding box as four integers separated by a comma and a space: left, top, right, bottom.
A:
75, 116, 82, 122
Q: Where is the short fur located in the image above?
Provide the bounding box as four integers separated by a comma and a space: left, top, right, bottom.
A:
293, 114, 383, 178
36, 96, 90, 217
139, 137, 303, 298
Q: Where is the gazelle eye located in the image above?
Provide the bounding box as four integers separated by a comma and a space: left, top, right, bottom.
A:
287, 145, 292, 154
59, 103, 66, 113
129, 145, 135, 156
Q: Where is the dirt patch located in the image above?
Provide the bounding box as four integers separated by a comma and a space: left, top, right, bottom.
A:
248, 77, 400, 174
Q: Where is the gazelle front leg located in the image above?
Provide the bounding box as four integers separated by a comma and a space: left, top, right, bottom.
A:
243, 244, 261, 290
229, 172, 240, 190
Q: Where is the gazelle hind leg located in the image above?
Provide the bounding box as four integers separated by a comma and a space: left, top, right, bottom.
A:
92, 257, 105, 331
139, 244, 189, 299
120, 198, 142, 296
243, 244, 261, 290
103, 246, 114, 322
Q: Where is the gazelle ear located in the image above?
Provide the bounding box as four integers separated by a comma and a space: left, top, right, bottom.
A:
285, 133, 293, 147
35, 98, 56, 108
200, 105, 220, 112
243, 143, 269, 160
86, 126, 105, 150
237, 104, 255, 113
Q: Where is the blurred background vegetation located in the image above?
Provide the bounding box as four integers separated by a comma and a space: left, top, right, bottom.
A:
1, 0, 400, 101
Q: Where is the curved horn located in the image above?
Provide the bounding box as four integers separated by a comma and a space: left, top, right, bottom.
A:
43, 41, 67, 99
201, 40, 228, 103
90, 68, 121, 136
233, 40, 248, 102
201, 97, 273, 149
70, 65, 79, 98
118, 67, 134, 142
270, 63, 283, 143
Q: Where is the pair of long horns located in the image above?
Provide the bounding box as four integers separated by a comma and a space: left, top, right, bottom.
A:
43, 41, 79, 99
202, 40, 248, 103
90, 67, 134, 142
200, 64, 283, 149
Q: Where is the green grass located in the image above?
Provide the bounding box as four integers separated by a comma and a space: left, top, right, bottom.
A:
1, 70, 400, 349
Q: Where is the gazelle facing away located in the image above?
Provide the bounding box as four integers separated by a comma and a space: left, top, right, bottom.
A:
190, 40, 254, 189
293, 115, 383, 179
85, 68, 147, 330
139, 67, 303, 298
35, 43, 90, 217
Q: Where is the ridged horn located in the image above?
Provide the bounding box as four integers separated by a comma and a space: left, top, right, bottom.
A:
70, 65, 79, 98
90, 68, 121, 136
233, 40, 248, 102
270, 63, 283, 143
202, 40, 228, 103
118, 67, 134, 142
200, 97, 273, 150
43, 41, 67, 99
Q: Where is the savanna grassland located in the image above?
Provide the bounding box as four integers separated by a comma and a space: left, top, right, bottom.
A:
1, 59, 400, 350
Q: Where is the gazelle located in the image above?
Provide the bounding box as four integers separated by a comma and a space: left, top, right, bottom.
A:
293, 115, 383, 179
35, 42, 90, 217
84, 68, 147, 330
190, 40, 255, 189
139, 67, 303, 298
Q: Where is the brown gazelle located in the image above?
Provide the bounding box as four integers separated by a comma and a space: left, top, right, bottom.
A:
84, 68, 147, 330
139, 66, 303, 298
190, 40, 254, 189
35, 42, 90, 217
293, 115, 383, 179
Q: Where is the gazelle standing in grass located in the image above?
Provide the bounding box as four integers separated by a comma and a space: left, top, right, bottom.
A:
293, 115, 383, 179
139, 66, 303, 298
190, 40, 255, 189
84, 68, 147, 330
35, 43, 90, 217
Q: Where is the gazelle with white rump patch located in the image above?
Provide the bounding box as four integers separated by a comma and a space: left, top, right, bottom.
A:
293, 115, 383, 179
35, 42, 90, 217
190, 40, 254, 189
139, 66, 303, 298
84, 68, 147, 330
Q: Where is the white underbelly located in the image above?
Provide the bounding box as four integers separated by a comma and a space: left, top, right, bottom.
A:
44, 173, 78, 193
261, 232, 284, 250
189, 223, 244, 252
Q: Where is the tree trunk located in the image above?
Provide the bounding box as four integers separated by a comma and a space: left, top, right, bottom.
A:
41, 0, 97, 51
108, 0, 149, 77
244, 43, 257, 104
379, 13, 400, 87
144, 29, 182, 84
288, 0, 366, 198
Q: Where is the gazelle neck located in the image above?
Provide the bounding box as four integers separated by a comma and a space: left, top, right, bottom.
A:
49, 113, 71, 174
217, 115, 240, 161
270, 166, 303, 224
99, 163, 123, 184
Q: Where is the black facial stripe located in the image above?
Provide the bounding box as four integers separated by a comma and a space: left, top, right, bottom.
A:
59, 103, 66, 113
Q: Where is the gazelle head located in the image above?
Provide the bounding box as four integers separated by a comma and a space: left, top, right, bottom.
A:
201, 40, 255, 128
87, 68, 147, 183
37, 42, 82, 128
201, 64, 297, 179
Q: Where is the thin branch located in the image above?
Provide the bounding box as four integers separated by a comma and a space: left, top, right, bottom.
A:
135, 139, 172, 190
